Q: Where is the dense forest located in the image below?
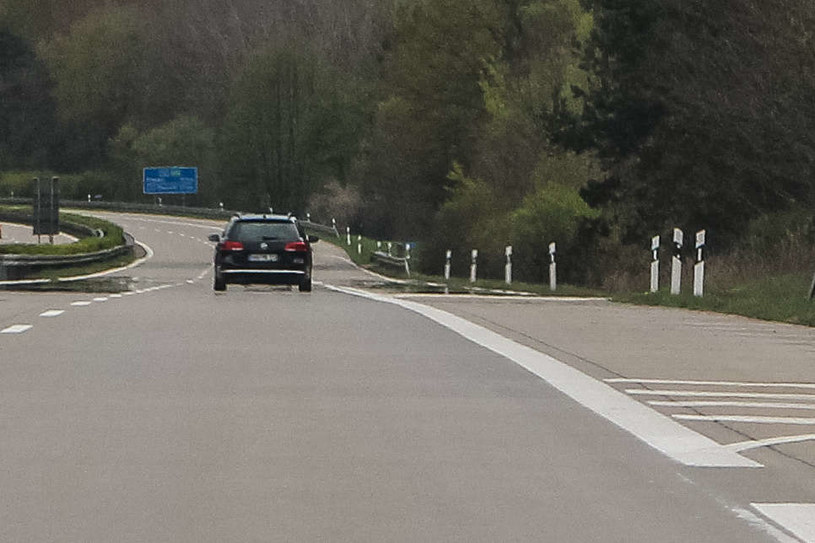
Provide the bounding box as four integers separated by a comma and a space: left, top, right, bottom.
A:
1, 0, 814, 285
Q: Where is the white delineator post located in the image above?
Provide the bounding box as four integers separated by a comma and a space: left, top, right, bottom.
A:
549, 242, 557, 292
694, 229, 706, 297
671, 228, 683, 295
332, 218, 338, 238
470, 249, 478, 283
650, 235, 660, 293
387, 242, 393, 257
346, 226, 351, 246
357, 235, 362, 255
444, 250, 452, 280
505, 246, 513, 285
306, 212, 311, 222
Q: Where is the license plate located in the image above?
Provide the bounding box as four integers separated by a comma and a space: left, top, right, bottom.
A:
248, 253, 278, 262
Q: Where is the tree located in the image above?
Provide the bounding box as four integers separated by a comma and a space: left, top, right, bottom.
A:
0, 28, 57, 169
40, 6, 176, 170
572, 0, 815, 244
358, 0, 504, 237
218, 46, 364, 213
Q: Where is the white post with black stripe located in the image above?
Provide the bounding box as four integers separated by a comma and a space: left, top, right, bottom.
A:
694, 229, 706, 297
470, 249, 478, 283
671, 228, 683, 295
505, 246, 513, 285
549, 242, 557, 292
650, 235, 660, 293
444, 249, 452, 281
346, 226, 351, 246
357, 235, 362, 255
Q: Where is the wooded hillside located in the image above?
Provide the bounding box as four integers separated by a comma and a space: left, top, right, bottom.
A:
2, 0, 813, 285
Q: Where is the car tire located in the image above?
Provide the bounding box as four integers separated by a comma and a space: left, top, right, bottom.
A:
298, 277, 312, 292
214, 276, 227, 291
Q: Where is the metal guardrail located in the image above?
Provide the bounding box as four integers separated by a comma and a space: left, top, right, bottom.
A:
371, 251, 410, 276
0, 211, 132, 281
0, 199, 346, 280
300, 220, 340, 238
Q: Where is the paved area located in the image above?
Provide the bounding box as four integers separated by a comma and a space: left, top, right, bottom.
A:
0, 222, 77, 245
1, 212, 813, 541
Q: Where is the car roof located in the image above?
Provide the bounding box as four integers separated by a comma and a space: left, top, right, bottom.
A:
231, 213, 297, 223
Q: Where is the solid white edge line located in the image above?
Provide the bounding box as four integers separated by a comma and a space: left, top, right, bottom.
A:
323, 284, 761, 468
608, 378, 815, 390
752, 504, 815, 543
56, 239, 154, 283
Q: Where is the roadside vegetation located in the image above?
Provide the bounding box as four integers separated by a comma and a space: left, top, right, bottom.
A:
0, 206, 124, 255
2, 1, 814, 321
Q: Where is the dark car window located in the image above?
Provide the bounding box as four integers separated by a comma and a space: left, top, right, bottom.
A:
229, 221, 301, 242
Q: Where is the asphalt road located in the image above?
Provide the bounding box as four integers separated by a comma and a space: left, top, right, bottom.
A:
0, 211, 813, 542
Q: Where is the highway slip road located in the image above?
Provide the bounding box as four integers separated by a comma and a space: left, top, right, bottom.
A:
0, 211, 813, 542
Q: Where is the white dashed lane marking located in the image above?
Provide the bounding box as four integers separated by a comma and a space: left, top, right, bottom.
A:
39, 310, 65, 318
1, 324, 33, 334
71, 301, 92, 307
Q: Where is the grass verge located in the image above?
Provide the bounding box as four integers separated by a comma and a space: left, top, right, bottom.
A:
613, 273, 815, 326
321, 229, 815, 326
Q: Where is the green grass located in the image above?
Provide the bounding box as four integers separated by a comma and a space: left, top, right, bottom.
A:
321, 228, 815, 326
613, 273, 815, 326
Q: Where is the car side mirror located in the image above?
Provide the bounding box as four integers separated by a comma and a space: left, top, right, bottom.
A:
308, 235, 320, 243
208, 233, 221, 242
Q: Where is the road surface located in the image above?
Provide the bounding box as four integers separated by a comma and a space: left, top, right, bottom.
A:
0, 211, 813, 542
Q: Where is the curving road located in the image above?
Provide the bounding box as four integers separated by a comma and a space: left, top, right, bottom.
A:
0, 211, 814, 542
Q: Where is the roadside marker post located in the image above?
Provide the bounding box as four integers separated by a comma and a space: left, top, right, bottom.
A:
470, 249, 478, 283
387, 242, 393, 257
346, 226, 351, 246
650, 235, 660, 293
694, 230, 706, 297
505, 246, 513, 285
357, 235, 362, 255
332, 218, 339, 238
444, 250, 452, 281
549, 242, 557, 292
671, 228, 683, 295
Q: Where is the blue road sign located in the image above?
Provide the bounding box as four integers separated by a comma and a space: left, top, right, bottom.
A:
143, 167, 198, 195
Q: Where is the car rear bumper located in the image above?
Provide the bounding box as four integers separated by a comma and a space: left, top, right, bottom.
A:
219, 269, 306, 285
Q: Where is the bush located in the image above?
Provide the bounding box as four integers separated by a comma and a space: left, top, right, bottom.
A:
509, 184, 599, 282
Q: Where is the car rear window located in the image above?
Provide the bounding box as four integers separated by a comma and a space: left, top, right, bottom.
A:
229, 221, 300, 242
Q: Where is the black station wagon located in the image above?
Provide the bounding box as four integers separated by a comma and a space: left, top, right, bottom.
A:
208, 214, 318, 292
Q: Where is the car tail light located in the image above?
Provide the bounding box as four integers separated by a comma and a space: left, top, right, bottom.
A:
284, 241, 308, 252
221, 240, 244, 251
